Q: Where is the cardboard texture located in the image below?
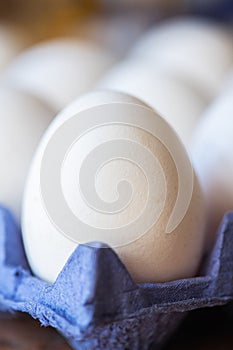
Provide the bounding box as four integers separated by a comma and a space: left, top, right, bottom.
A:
0, 206, 233, 350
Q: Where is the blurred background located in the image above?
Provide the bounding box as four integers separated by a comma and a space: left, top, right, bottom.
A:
0, 0, 232, 57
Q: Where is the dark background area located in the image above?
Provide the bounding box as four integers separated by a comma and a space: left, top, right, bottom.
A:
1, 304, 233, 349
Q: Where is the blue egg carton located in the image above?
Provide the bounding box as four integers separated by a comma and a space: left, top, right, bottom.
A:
0, 206, 233, 350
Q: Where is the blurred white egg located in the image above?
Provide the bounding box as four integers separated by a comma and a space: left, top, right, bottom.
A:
131, 18, 233, 99
98, 60, 207, 148
22, 90, 206, 284
0, 24, 27, 71
3, 38, 115, 111
191, 76, 233, 246
0, 84, 54, 220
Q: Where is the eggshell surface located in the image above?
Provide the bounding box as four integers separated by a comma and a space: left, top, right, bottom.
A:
22, 91, 206, 284
0, 84, 54, 220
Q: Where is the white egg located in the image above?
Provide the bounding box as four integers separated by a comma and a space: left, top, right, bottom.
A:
98, 60, 207, 148
191, 76, 233, 246
2, 38, 115, 111
0, 24, 27, 71
22, 90, 206, 284
0, 84, 54, 220
131, 18, 233, 99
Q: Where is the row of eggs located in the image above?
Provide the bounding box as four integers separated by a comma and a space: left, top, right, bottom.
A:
0, 17, 233, 284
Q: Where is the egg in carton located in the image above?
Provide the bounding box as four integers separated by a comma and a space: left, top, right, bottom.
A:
1, 90, 233, 350
0, 206, 233, 350
21, 91, 206, 284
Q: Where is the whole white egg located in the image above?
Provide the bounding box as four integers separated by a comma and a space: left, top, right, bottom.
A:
191, 76, 233, 246
131, 18, 233, 99
2, 38, 115, 111
22, 90, 206, 284
98, 60, 207, 148
0, 84, 54, 220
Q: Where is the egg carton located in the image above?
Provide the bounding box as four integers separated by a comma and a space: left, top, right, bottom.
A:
0, 206, 233, 350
